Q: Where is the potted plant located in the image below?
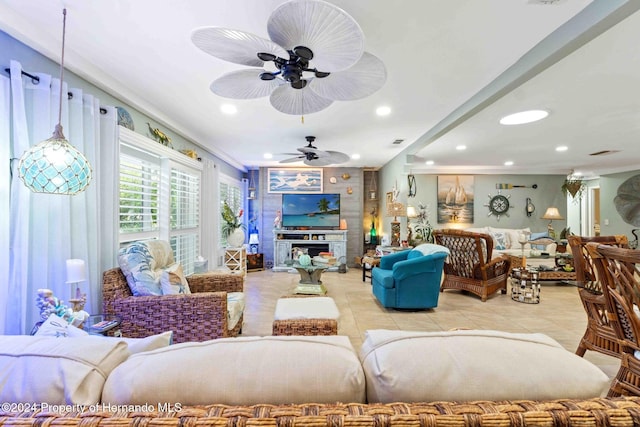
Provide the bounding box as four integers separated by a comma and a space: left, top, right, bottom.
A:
411, 203, 434, 245
556, 226, 573, 253
221, 201, 246, 247
561, 178, 585, 200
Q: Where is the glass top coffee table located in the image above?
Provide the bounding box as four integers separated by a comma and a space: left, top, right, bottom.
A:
292, 263, 329, 295
506, 253, 576, 281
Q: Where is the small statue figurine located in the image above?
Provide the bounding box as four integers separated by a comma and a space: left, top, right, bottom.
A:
68, 285, 87, 313
146, 122, 172, 147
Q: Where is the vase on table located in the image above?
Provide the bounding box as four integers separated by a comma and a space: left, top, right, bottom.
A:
227, 228, 245, 247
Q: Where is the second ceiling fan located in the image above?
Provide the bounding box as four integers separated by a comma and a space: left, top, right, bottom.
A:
280, 136, 350, 166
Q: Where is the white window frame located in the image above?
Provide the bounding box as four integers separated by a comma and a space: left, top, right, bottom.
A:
118, 127, 203, 274
218, 173, 246, 249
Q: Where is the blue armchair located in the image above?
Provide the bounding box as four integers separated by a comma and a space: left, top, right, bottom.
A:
372, 244, 449, 309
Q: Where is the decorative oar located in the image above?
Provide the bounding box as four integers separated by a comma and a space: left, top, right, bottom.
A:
496, 183, 538, 189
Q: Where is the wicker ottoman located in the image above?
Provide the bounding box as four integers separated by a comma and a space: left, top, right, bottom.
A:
273, 296, 339, 336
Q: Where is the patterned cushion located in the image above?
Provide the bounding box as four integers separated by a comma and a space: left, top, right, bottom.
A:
529, 231, 551, 250
490, 231, 509, 250
227, 292, 245, 330
160, 263, 191, 295
118, 240, 176, 296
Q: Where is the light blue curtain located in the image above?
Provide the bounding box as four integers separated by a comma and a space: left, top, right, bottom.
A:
4, 60, 118, 334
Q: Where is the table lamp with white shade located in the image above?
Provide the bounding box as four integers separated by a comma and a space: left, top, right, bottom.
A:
66, 259, 87, 313
542, 207, 564, 239
249, 233, 259, 254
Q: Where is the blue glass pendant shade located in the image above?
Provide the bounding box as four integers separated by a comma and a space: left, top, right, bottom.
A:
18, 125, 92, 195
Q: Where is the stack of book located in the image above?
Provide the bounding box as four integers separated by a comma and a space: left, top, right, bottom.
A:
313, 252, 336, 266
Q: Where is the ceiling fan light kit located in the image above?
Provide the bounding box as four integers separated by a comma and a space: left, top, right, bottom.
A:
191, 0, 386, 116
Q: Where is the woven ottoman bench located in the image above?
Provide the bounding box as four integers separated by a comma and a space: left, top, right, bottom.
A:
273, 296, 340, 336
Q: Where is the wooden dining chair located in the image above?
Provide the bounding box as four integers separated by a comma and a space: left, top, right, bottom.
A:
568, 235, 628, 358
588, 243, 640, 397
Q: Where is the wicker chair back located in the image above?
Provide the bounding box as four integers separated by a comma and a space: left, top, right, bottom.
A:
568, 235, 628, 359
433, 229, 510, 302
589, 243, 640, 397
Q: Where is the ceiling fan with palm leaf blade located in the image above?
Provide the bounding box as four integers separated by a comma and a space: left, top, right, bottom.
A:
191, 0, 386, 116
280, 136, 350, 166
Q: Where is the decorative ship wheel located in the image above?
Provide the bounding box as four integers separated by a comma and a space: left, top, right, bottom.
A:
485, 190, 512, 220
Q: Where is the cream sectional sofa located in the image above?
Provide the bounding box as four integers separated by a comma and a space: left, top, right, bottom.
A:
2, 330, 633, 427
466, 226, 557, 267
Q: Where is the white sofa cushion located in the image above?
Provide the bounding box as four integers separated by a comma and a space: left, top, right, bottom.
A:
0, 335, 129, 404
103, 335, 365, 405
360, 329, 610, 403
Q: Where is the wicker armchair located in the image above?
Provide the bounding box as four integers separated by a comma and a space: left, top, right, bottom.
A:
102, 268, 244, 343
568, 235, 628, 358
433, 229, 511, 302
588, 243, 640, 397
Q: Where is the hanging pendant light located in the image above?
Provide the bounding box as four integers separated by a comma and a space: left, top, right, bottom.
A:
18, 8, 92, 195
368, 170, 377, 200
247, 168, 257, 200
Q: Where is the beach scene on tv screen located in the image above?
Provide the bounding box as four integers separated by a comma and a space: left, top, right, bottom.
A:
283, 194, 340, 227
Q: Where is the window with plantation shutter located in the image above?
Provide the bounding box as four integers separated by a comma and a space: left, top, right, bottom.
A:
170, 166, 200, 274
118, 128, 203, 274
119, 150, 160, 241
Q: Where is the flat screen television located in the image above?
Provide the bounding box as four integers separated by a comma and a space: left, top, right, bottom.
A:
282, 193, 341, 229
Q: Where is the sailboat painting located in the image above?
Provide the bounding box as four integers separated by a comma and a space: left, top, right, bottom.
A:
437, 175, 474, 223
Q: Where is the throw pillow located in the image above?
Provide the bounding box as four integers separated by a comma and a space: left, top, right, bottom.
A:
0, 335, 129, 404
412, 243, 450, 256
99, 331, 174, 354
118, 242, 163, 296
34, 314, 89, 337
529, 231, 551, 250
490, 231, 509, 250
530, 231, 549, 240
160, 263, 191, 295
227, 292, 245, 330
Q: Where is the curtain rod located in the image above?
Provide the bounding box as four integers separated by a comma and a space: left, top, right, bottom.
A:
4, 67, 40, 84
4, 67, 107, 114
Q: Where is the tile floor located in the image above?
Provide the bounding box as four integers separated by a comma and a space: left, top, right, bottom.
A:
240, 267, 619, 380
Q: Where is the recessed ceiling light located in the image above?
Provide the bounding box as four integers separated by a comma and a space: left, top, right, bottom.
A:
456, 145, 467, 151
499, 109, 549, 125
504, 161, 514, 166
376, 106, 391, 116
556, 145, 568, 152
351, 153, 361, 160
263, 153, 273, 159
220, 104, 237, 114
425, 160, 434, 166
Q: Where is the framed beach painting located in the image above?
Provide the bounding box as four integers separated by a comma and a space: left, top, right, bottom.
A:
267, 168, 323, 193
437, 175, 474, 224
